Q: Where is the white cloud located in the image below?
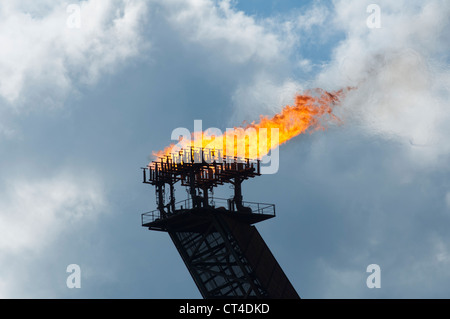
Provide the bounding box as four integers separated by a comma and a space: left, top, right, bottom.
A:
0, 172, 106, 298
0, 0, 148, 107
157, 0, 289, 64
0, 0, 447, 299
150, 0, 313, 130
294, 2, 331, 32
0, 173, 106, 254
230, 75, 302, 124
315, 0, 450, 164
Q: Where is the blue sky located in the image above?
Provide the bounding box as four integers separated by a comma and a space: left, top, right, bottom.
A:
1, 0, 450, 298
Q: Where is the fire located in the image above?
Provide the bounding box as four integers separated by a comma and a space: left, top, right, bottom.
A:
152, 88, 347, 162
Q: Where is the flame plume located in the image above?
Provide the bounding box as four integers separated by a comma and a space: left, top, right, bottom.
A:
152, 88, 348, 162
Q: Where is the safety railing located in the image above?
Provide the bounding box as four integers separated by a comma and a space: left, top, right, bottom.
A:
141, 197, 275, 226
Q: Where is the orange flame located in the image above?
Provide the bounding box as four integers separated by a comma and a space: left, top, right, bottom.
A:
152, 88, 348, 162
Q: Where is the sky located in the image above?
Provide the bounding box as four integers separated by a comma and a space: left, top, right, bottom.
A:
0, 0, 449, 299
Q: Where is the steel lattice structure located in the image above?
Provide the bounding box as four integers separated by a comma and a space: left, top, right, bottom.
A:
141, 147, 299, 299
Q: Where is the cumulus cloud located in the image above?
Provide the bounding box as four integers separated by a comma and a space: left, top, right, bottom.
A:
140, 0, 450, 298
1, 0, 448, 299
230, 75, 302, 124
286, 0, 450, 298
157, 0, 289, 64
0, 173, 106, 254
150, 0, 310, 127
315, 0, 450, 164
0, 0, 149, 298
0, 0, 148, 107
0, 172, 106, 298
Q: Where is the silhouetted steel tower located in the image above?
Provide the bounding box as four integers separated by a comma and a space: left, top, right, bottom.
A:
141, 147, 299, 299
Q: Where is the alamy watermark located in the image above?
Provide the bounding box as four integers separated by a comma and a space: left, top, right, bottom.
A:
66, 264, 81, 289
168, 120, 280, 175
366, 4, 381, 29
366, 264, 381, 288
66, 4, 82, 29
